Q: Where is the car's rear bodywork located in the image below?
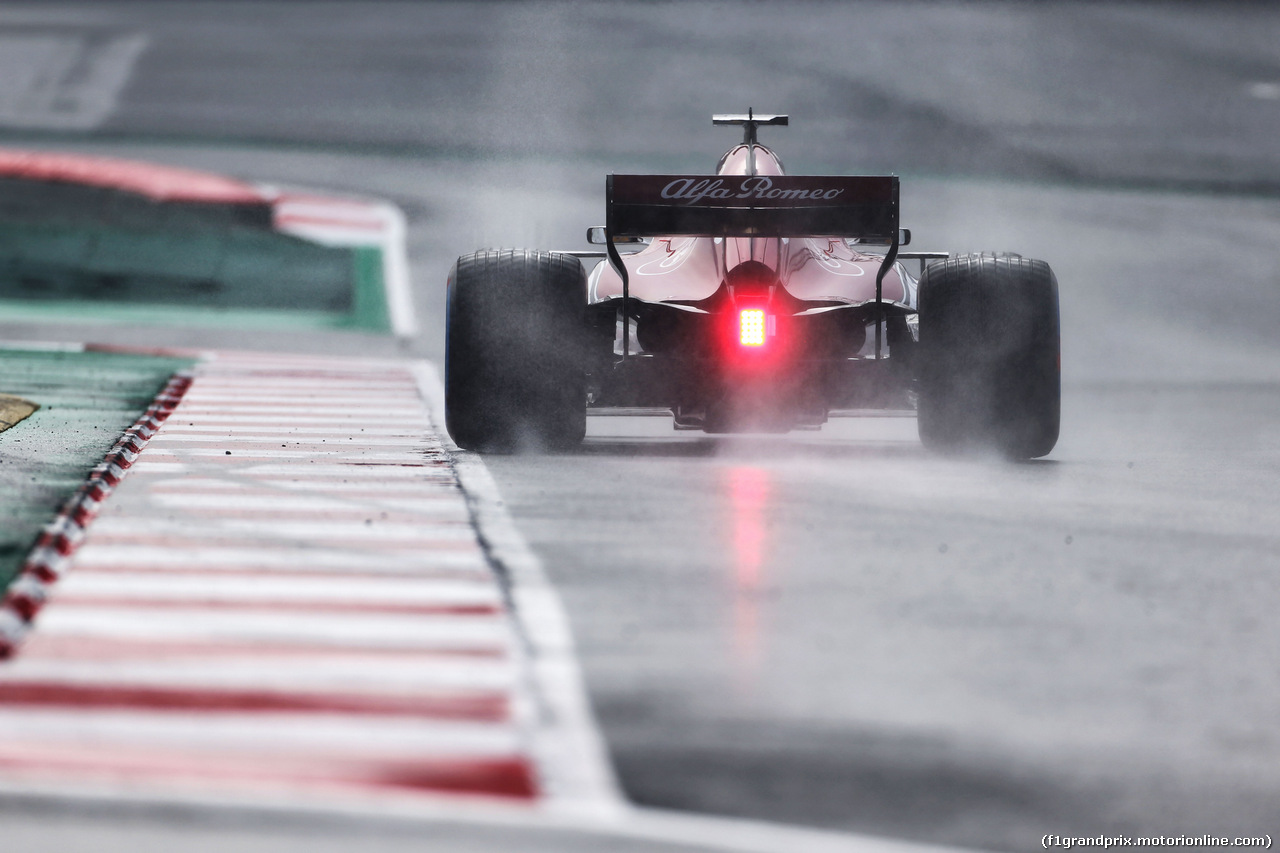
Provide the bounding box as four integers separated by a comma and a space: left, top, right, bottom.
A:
577, 114, 929, 432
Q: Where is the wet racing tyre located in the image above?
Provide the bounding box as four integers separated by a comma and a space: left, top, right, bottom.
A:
445, 250, 587, 452
916, 254, 1060, 459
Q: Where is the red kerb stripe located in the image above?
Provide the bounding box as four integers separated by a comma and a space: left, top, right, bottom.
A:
0, 747, 538, 800
0, 682, 509, 721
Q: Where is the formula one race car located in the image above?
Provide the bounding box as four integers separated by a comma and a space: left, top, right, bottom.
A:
446, 112, 1059, 458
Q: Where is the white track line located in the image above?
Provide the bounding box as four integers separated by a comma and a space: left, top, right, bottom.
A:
413, 362, 625, 817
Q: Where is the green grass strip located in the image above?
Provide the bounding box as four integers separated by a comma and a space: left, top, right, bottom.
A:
0, 348, 195, 590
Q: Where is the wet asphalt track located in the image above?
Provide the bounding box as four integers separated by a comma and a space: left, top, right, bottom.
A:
1, 3, 1279, 850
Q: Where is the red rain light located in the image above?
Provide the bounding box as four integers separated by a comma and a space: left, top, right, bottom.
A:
739, 309, 766, 347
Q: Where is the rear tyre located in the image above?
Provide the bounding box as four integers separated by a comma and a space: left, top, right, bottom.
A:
445, 250, 587, 452
917, 254, 1060, 459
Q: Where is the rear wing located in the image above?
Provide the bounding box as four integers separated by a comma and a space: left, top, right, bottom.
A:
605, 174, 898, 241
604, 173, 903, 358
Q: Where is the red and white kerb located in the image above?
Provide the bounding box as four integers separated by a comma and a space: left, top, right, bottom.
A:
0, 353, 571, 807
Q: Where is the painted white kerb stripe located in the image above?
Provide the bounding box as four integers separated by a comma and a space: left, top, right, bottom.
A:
53, 572, 501, 604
